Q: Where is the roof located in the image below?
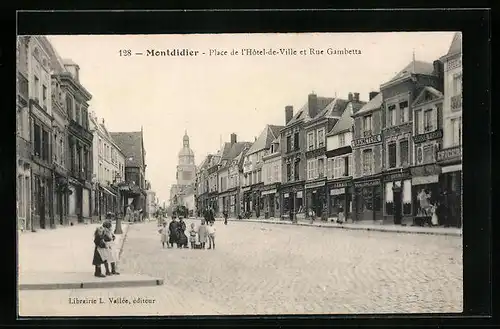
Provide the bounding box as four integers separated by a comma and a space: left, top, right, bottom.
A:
412, 86, 444, 107
246, 125, 284, 155
63, 58, 78, 66
286, 96, 335, 126
220, 142, 253, 169
315, 98, 349, 120
38, 36, 67, 74
386, 60, 435, 85
353, 93, 383, 117
110, 132, 144, 167
445, 32, 462, 57
327, 102, 356, 136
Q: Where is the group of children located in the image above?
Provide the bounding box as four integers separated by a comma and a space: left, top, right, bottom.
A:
159, 220, 216, 250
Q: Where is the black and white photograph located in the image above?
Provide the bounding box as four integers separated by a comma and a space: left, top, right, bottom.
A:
16, 31, 464, 316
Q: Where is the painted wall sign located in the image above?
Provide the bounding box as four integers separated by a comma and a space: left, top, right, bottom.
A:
410, 164, 441, 177
330, 188, 345, 196
305, 180, 326, 189
384, 169, 411, 182
351, 134, 382, 148
437, 146, 462, 162
412, 129, 443, 144
328, 180, 350, 189
354, 179, 380, 188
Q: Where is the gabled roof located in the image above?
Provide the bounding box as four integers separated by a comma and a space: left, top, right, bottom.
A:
445, 32, 462, 57
247, 125, 284, 155
385, 60, 435, 86
286, 96, 335, 126
110, 132, 144, 167
411, 86, 444, 107
315, 98, 349, 120
327, 102, 356, 136
220, 142, 253, 169
353, 93, 383, 117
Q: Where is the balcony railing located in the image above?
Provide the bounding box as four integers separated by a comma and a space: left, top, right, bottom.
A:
451, 94, 462, 111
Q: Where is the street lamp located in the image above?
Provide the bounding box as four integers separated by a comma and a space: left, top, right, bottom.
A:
113, 172, 123, 234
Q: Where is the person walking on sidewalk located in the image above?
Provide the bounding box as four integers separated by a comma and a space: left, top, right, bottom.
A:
102, 221, 120, 275
198, 220, 208, 249
207, 221, 216, 250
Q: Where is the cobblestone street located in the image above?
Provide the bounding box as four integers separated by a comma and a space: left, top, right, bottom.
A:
118, 219, 463, 315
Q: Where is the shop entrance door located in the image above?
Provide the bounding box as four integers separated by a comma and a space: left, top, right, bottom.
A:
39, 182, 46, 229
393, 190, 402, 224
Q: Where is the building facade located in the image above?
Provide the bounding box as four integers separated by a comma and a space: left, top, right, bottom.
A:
379, 59, 443, 225
262, 137, 282, 218
16, 36, 32, 231
169, 131, 196, 216
90, 113, 126, 220
437, 32, 462, 228
351, 92, 384, 222
195, 154, 213, 216
145, 188, 157, 219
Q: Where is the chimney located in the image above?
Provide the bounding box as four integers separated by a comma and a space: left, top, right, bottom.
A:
230, 133, 237, 145
308, 93, 318, 118
348, 92, 353, 102
353, 92, 360, 102
102, 118, 105, 125
432, 59, 443, 77
369, 91, 379, 101
285, 105, 294, 125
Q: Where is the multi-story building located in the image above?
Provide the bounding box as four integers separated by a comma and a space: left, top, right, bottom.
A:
169, 132, 196, 215
90, 113, 126, 220
304, 94, 354, 220
437, 32, 462, 228
145, 187, 157, 219
242, 125, 283, 218
217, 134, 251, 217
62, 59, 93, 224
16, 36, 32, 231
325, 93, 365, 221
279, 93, 334, 220
110, 129, 147, 216
28, 36, 55, 229
207, 152, 222, 214
351, 92, 384, 222
262, 135, 282, 219
195, 154, 213, 216
379, 58, 443, 225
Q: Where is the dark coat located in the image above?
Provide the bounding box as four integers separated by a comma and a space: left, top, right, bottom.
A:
92, 228, 107, 266
169, 220, 179, 243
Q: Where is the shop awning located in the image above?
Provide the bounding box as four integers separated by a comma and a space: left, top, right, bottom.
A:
101, 185, 117, 197
412, 175, 439, 185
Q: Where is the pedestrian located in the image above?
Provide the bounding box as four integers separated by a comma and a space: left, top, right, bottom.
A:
102, 220, 120, 275
189, 223, 197, 249
198, 220, 208, 249
207, 221, 216, 250
223, 210, 228, 225
209, 207, 215, 224
168, 217, 179, 248
92, 225, 108, 277
158, 221, 168, 248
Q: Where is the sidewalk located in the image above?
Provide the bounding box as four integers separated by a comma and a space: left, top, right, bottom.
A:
224, 217, 462, 236
17, 222, 164, 290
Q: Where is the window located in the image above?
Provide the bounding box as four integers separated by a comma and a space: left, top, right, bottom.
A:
274, 163, 279, 182
362, 115, 372, 136
400, 139, 409, 167
387, 104, 396, 126
307, 159, 314, 180
33, 76, 39, 101
60, 138, 64, 165
399, 101, 409, 123
66, 95, 74, 119
343, 155, 349, 176
453, 73, 462, 95
339, 133, 345, 147
317, 128, 325, 148
423, 144, 435, 164
294, 160, 300, 180
414, 110, 421, 134
333, 157, 344, 178
424, 109, 434, 132
327, 158, 334, 178
318, 158, 324, 178
286, 135, 292, 152
362, 149, 373, 175
294, 132, 300, 150
388, 142, 397, 168
348, 154, 353, 176
33, 123, 41, 156
286, 163, 292, 181
451, 117, 462, 146
307, 132, 315, 150
42, 85, 47, 107
42, 129, 49, 161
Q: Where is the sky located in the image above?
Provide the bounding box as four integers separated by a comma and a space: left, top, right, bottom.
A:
47, 32, 456, 204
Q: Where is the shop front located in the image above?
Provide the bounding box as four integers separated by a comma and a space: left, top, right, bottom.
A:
218, 187, 238, 217
242, 187, 252, 216
383, 169, 412, 225
252, 183, 264, 218
262, 183, 280, 219
437, 145, 462, 228
280, 181, 305, 220
410, 164, 441, 225
305, 179, 327, 220
53, 171, 69, 226
353, 175, 383, 222
327, 178, 353, 222
208, 192, 219, 215
32, 163, 54, 229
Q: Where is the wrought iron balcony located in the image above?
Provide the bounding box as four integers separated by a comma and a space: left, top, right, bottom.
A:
451, 94, 462, 111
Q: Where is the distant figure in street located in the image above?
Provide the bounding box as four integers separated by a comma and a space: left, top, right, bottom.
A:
158, 222, 168, 248
207, 221, 216, 250
198, 220, 208, 249
189, 223, 197, 249
126, 206, 132, 222
223, 210, 228, 225
168, 217, 179, 248
92, 225, 107, 277
209, 207, 215, 224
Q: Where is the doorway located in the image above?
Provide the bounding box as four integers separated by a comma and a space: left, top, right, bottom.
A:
393, 189, 402, 224
39, 182, 46, 229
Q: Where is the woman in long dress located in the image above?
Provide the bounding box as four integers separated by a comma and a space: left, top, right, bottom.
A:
92, 226, 107, 277
102, 221, 120, 275
430, 204, 439, 226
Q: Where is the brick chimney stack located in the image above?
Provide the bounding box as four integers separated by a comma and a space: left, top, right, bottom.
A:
348, 92, 353, 102
353, 92, 360, 102
285, 105, 293, 125
230, 133, 237, 145
308, 93, 318, 118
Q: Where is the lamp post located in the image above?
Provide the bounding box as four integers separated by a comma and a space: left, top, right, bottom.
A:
113, 172, 123, 234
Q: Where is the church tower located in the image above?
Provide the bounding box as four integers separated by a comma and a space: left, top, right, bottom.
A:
176, 130, 196, 186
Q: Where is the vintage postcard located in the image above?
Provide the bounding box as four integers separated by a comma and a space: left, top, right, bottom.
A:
16, 31, 463, 317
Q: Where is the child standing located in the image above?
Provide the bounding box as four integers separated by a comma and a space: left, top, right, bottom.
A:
158, 222, 168, 248
189, 223, 197, 249
198, 220, 208, 249
207, 221, 216, 250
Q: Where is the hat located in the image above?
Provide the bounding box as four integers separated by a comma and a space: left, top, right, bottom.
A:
103, 221, 112, 229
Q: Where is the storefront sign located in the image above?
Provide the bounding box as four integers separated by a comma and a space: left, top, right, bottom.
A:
412, 175, 439, 185
354, 179, 380, 188
262, 189, 277, 196
384, 169, 410, 182
410, 164, 441, 177
330, 188, 345, 196
305, 181, 325, 189
296, 191, 303, 198
352, 134, 382, 148
328, 180, 350, 189
283, 193, 289, 198
437, 146, 462, 163
241, 186, 251, 192
412, 129, 443, 144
